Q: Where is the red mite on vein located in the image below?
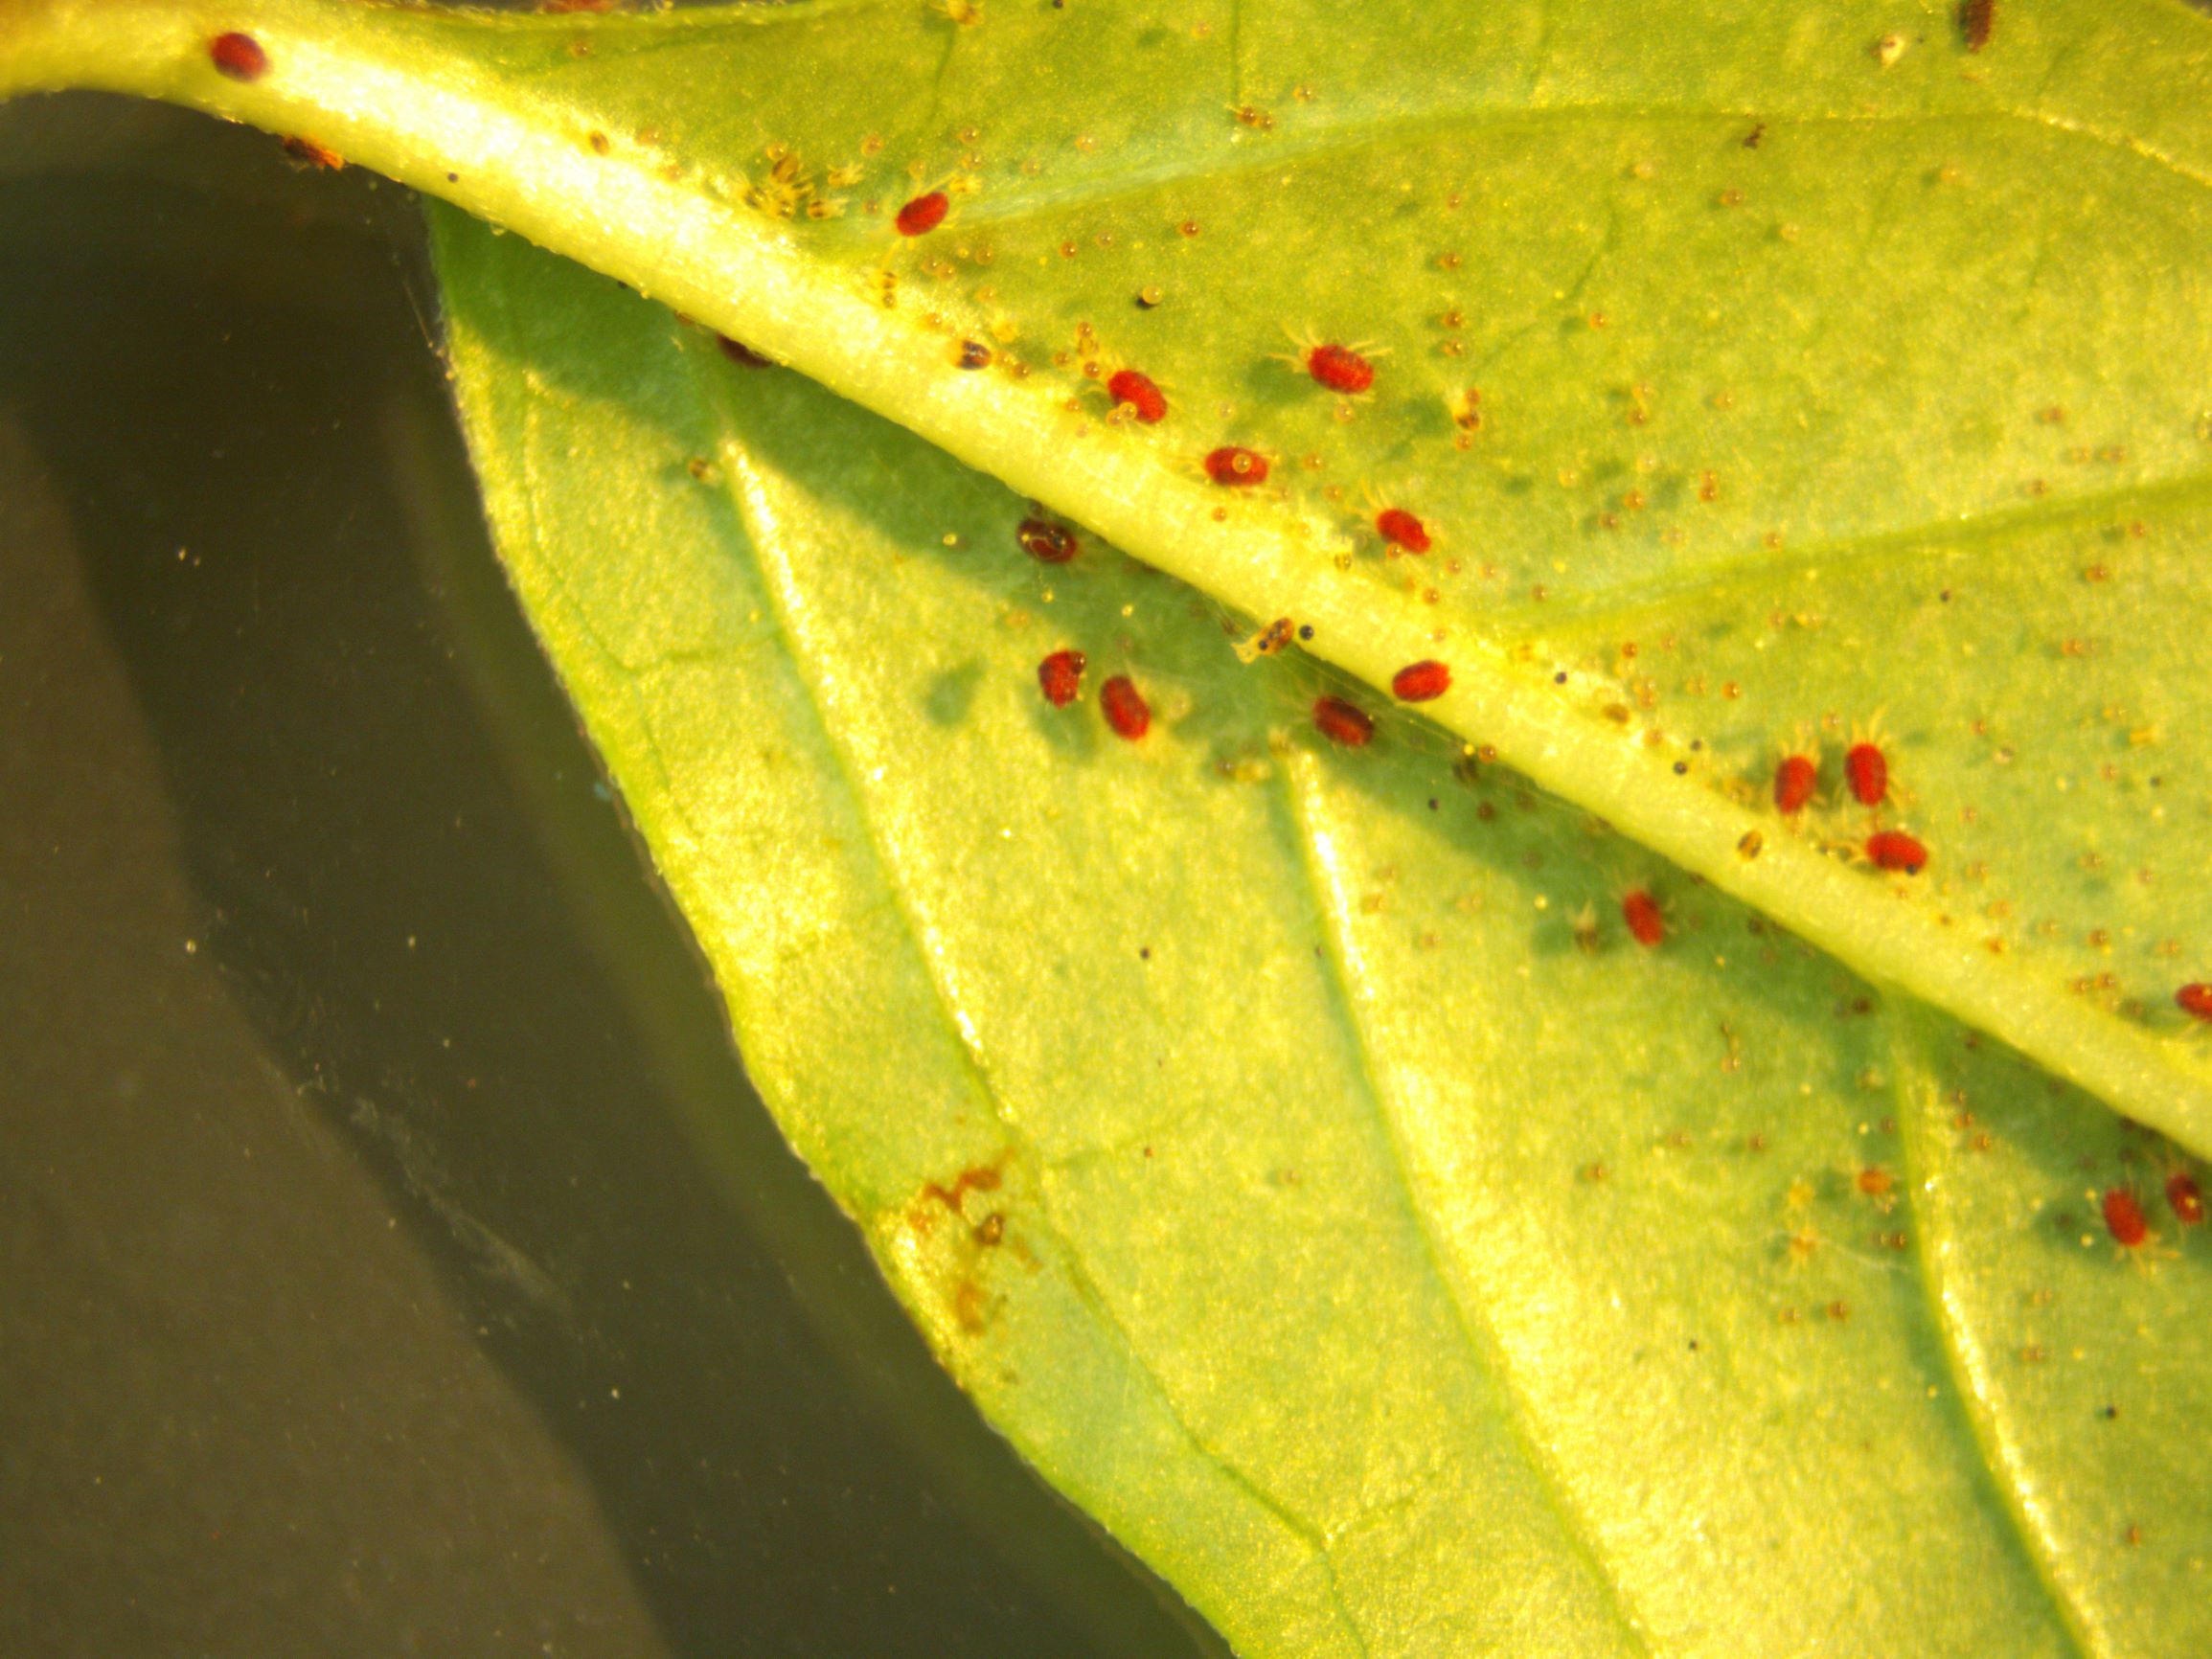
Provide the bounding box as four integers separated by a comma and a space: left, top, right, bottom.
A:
1106, 369, 1167, 423
1846, 740, 1888, 807
1773, 754, 1817, 815
1037, 649, 1085, 708
1376, 509, 1430, 554
895, 190, 949, 237
209, 31, 269, 81
1204, 446, 1269, 487
1015, 517, 1079, 563
1391, 660, 1450, 702
1622, 889, 1665, 947
1306, 343, 1375, 394
2178, 983, 2212, 1021
1100, 675, 1150, 739
2103, 1187, 2151, 1250
1312, 696, 1375, 748
1865, 830, 1927, 874
2169, 1171, 2204, 1227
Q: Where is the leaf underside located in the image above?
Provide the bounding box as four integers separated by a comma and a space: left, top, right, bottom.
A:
432, 209, 2211, 1657
7, 0, 2212, 1151
8, 0, 2212, 1652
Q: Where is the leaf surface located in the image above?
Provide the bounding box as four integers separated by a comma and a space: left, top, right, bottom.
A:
430, 208, 2212, 1658
6, 0, 2212, 1149
9, 1, 2212, 1650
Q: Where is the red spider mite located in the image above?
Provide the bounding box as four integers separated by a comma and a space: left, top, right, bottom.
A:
1307, 342, 1375, 394
1016, 517, 1079, 563
1038, 648, 1086, 707
1106, 368, 1167, 423
1773, 753, 1818, 815
2103, 1187, 2151, 1249
2168, 1171, 2204, 1227
1391, 659, 1450, 702
1312, 695, 1375, 748
895, 190, 949, 237
1846, 740, 1888, 807
1865, 830, 1927, 874
1622, 889, 1665, 947
210, 31, 269, 81
718, 335, 774, 368
2178, 983, 2212, 1022
1100, 675, 1150, 739
1204, 445, 1269, 487
1376, 509, 1430, 554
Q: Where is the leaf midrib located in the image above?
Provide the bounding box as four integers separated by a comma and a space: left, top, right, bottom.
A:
11, 0, 2212, 1156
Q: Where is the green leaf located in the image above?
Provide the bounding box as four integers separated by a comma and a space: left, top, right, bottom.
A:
428, 209, 2212, 1656
7, 0, 2212, 1152
10, 1, 2212, 1650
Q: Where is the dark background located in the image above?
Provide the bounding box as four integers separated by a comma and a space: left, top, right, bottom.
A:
0, 96, 1224, 1659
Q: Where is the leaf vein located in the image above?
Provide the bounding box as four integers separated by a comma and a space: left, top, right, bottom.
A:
1277, 752, 1654, 1658
686, 349, 1376, 1659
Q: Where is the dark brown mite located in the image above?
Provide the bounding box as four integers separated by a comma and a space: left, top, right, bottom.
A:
1961, 0, 1995, 52
2169, 1171, 2204, 1227
1311, 696, 1374, 748
280, 135, 344, 170
1016, 517, 1079, 563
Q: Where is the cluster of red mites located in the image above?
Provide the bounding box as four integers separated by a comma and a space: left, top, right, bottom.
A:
1090, 341, 1427, 559
1770, 740, 1928, 875
1031, 647, 1148, 739
2102, 1170, 2203, 1250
